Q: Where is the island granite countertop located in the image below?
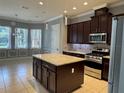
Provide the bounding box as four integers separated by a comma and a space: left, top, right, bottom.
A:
33, 54, 86, 66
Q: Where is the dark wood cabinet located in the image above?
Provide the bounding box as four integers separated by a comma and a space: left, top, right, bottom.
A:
33, 58, 37, 79
67, 21, 90, 44
99, 15, 108, 33
48, 70, 56, 93
91, 14, 112, 33
77, 22, 84, 43
83, 21, 91, 43
67, 25, 73, 43
42, 66, 48, 88
67, 8, 112, 44
102, 58, 110, 81
37, 61, 42, 83
90, 17, 99, 33
33, 57, 84, 93
72, 24, 78, 43
42, 65, 56, 93
67, 24, 78, 43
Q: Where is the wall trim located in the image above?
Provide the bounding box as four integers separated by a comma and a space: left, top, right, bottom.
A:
70, 1, 124, 19
109, 1, 124, 8
70, 10, 94, 19
43, 15, 64, 23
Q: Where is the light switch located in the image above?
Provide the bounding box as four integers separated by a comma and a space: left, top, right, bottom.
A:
72, 68, 74, 73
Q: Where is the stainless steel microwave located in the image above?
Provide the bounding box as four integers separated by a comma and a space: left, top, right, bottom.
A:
89, 33, 107, 43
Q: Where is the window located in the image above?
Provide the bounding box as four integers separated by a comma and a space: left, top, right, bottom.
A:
0, 26, 11, 49
31, 29, 42, 48
15, 28, 28, 49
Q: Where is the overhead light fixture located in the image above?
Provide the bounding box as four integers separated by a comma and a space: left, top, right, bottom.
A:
73, 7, 77, 10
64, 10, 67, 14
84, 2, 88, 5
39, 1, 43, 5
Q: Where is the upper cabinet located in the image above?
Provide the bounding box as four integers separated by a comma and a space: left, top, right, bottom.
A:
67, 25, 73, 43
90, 17, 99, 33
67, 7, 112, 44
67, 21, 90, 44
83, 21, 91, 44
77, 22, 84, 44
67, 24, 78, 43
91, 14, 112, 33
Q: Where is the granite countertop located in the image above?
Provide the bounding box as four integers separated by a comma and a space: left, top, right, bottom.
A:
63, 50, 90, 55
103, 56, 110, 59
33, 54, 86, 66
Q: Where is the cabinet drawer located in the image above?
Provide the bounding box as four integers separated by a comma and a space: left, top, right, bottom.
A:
42, 62, 56, 72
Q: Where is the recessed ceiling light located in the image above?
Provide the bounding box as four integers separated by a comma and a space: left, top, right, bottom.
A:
73, 7, 77, 10
39, 1, 43, 5
84, 2, 88, 5
64, 10, 67, 14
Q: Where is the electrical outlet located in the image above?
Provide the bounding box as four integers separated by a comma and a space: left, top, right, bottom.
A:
72, 68, 74, 73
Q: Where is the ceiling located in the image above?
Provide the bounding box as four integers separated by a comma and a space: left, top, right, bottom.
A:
0, 0, 122, 23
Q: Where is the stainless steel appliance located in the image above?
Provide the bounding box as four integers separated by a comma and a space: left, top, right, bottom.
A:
89, 33, 107, 43
109, 16, 124, 93
85, 50, 109, 79
85, 53, 103, 79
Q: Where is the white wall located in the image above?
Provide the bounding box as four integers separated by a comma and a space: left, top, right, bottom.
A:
42, 17, 67, 53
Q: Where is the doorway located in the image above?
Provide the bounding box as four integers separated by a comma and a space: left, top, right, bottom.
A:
50, 24, 61, 53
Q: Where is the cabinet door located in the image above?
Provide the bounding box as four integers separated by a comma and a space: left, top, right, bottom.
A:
90, 17, 99, 33
99, 15, 108, 33
107, 15, 112, 44
72, 24, 78, 43
33, 59, 37, 78
48, 70, 56, 93
83, 21, 91, 43
102, 59, 109, 81
77, 22, 84, 43
67, 25, 73, 43
37, 61, 42, 83
42, 66, 48, 88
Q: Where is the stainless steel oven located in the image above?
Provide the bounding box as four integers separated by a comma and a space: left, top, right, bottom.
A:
84, 54, 103, 79
89, 33, 107, 43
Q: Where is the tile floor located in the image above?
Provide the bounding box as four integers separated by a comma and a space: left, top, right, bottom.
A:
0, 57, 108, 93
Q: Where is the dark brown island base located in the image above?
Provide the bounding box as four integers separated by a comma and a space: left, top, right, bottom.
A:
33, 54, 85, 93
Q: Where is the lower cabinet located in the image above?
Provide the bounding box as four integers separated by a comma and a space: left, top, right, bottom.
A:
48, 70, 56, 93
33, 61, 56, 93
37, 61, 42, 83
102, 58, 110, 81
42, 66, 56, 93
42, 66, 48, 88
33, 57, 84, 93
33, 59, 37, 78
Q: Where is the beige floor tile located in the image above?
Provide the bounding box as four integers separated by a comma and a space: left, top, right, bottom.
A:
0, 88, 6, 93
0, 81, 5, 88
6, 84, 25, 93
0, 57, 109, 93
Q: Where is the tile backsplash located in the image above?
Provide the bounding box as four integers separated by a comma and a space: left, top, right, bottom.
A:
66, 44, 110, 53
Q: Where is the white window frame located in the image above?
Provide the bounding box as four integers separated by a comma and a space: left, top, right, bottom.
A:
0, 26, 11, 49
15, 28, 28, 49
31, 29, 42, 49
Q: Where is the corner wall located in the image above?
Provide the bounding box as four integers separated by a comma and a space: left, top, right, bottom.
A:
42, 17, 67, 53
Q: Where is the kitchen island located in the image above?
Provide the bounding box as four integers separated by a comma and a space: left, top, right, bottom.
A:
33, 54, 85, 93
